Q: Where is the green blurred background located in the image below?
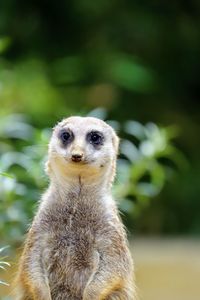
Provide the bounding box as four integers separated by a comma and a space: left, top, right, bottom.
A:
0, 1, 200, 299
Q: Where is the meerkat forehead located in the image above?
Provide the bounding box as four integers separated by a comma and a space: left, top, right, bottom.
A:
55, 116, 112, 133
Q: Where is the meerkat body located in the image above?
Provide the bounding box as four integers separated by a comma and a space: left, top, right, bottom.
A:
16, 117, 136, 300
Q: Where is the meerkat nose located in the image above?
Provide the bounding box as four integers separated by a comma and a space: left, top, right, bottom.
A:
71, 153, 83, 162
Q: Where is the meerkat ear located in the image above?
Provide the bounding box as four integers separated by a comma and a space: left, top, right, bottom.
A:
112, 131, 120, 155
109, 130, 120, 187
45, 160, 51, 176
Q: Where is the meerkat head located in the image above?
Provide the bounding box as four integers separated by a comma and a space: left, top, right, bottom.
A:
46, 116, 119, 186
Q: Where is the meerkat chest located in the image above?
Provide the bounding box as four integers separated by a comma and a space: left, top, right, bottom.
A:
38, 196, 108, 252
36, 197, 107, 294
36, 192, 120, 257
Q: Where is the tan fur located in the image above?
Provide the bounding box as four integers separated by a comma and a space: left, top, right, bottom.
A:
15, 116, 136, 300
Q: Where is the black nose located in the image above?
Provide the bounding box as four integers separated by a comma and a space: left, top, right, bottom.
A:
71, 154, 83, 162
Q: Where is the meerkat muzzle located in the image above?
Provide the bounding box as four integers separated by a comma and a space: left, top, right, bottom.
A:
71, 153, 83, 162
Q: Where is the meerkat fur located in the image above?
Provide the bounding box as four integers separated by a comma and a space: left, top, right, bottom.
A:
15, 116, 136, 300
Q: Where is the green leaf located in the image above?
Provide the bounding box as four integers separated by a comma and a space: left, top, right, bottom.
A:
0, 37, 11, 54
0, 172, 14, 179
108, 54, 156, 93
0, 280, 9, 286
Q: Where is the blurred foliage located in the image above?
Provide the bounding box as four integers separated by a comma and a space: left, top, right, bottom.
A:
115, 121, 187, 213
0, 247, 10, 286
0, 112, 185, 247
0, 0, 200, 243
0, 115, 49, 246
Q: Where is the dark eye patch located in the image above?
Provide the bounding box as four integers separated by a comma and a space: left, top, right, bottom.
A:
87, 131, 104, 147
59, 129, 74, 145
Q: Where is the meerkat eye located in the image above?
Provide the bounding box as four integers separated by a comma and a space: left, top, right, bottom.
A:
87, 131, 104, 146
59, 130, 73, 145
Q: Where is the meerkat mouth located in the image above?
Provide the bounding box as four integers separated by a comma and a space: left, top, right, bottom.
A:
71, 160, 88, 164
64, 157, 89, 165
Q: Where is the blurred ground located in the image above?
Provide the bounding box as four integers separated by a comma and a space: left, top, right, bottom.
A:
1, 238, 200, 300
132, 238, 200, 300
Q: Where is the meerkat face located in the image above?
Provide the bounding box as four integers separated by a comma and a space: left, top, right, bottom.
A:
47, 116, 119, 181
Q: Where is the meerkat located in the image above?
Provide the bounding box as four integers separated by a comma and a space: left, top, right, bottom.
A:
15, 116, 136, 300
